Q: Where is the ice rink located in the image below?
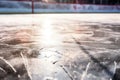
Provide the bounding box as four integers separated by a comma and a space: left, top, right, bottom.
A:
0, 14, 120, 80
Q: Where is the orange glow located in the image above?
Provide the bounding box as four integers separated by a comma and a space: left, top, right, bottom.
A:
15, 29, 33, 42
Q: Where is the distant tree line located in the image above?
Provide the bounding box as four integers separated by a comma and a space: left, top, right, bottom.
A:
55, 0, 120, 5
12, 0, 120, 5
85, 0, 120, 5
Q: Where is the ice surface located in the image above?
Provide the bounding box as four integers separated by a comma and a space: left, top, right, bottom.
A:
0, 14, 120, 80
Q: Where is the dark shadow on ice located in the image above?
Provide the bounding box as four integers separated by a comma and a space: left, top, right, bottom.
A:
0, 59, 30, 80
112, 68, 120, 80
72, 37, 114, 78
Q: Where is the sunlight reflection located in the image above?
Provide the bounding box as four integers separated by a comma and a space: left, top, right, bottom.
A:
35, 16, 61, 48
41, 18, 55, 46
33, 15, 63, 66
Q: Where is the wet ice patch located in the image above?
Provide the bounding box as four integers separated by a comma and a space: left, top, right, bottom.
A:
38, 49, 62, 63
44, 77, 57, 80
